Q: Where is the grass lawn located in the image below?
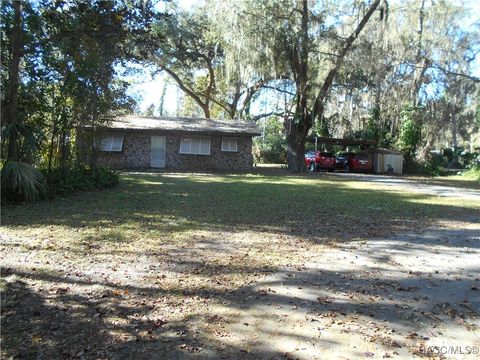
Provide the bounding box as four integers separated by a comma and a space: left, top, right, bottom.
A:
1, 171, 479, 358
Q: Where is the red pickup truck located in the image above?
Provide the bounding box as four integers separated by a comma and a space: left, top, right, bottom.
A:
335, 152, 372, 173
304, 151, 336, 172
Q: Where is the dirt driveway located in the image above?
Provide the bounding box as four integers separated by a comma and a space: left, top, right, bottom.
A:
331, 172, 480, 201
205, 223, 480, 359
1, 172, 479, 359
202, 175, 480, 359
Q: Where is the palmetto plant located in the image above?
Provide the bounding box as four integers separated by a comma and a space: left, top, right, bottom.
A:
2, 122, 47, 201
2, 122, 37, 156
1, 160, 47, 201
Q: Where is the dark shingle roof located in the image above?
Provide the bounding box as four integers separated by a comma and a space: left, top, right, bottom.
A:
103, 115, 261, 136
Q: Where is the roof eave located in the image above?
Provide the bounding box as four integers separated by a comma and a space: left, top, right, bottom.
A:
92, 125, 261, 136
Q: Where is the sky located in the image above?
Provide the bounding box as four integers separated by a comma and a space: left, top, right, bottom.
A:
126, 0, 480, 116
123, 70, 180, 115
124, 0, 198, 115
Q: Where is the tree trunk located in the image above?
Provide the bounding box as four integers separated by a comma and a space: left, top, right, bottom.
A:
90, 97, 97, 169
59, 127, 69, 172
47, 126, 56, 174
158, 80, 168, 116
6, 1, 23, 161
349, 89, 354, 126
228, 80, 242, 119
48, 88, 57, 173
312, 0, 381, 121
410, 0, 428, 107
287, 0, 310, 173
285, 0, 380, 172
201, 104, 210, 119
286, 121, 308, 172
240, 79, 265, 119
451, 103, 457, 149
374, 10, 386, 137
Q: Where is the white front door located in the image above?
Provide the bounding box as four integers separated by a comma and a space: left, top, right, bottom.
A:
151, 136, 166, 168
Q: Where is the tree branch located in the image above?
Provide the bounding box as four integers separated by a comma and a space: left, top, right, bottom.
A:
241, 78, 266, 118
163, 68, 208, 111
262, 85, 296, 96
210, 97, 233, 116
250, 111, 285, 122
312, 0, 381, 120
395, 58, 480, 83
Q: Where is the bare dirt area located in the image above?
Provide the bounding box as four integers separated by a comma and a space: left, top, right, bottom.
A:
1, 171, 479, 359
329, 172, 480, 201
208, 221, 480, 359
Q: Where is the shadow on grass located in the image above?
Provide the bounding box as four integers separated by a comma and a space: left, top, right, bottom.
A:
2, 173, 479, 357
2, 249, 479, 359
2, 173, 479, 246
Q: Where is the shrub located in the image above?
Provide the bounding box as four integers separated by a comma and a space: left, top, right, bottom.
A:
1, 161, 47, 202
253, 117, 287, 164
253, 136, 287, 164
92, 166, 119, 188
44, 166, 119, 197
396, 105, 423, 164
462, 166, 480, 181
424, 154, 442, 176
461, 154, 480, 181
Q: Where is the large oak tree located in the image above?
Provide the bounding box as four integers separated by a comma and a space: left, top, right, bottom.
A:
214, 0, 383, 171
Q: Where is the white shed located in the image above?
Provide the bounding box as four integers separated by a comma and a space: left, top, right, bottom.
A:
372, 149, 403, 174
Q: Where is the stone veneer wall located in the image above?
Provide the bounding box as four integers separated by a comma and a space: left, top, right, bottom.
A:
96, 130, 254, 171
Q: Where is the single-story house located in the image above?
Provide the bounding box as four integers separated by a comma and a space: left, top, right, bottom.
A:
87, 115, 261, 171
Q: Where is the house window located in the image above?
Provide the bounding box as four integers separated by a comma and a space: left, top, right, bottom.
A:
221, 137, 238, 152
179, 136, 211, 155
100, 133, 124, 152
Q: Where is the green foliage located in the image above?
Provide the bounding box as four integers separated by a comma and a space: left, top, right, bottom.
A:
1, 161, 47, 202
459, 150, 477, 167
1, 0, 141, 204
441, 147, 471, 168
410, 149, 480, 177
44, 166, 119, 197
352, 118, 379, 142
475, 102, 480, 128
443, 148, 454, 163
94, 167, 119, 187
466, 152, 480, 168
313, 116, 331, 138
253, 117, 287, 164
1, 161, 118, 202
461, 152, 480, 181
144, 104, 156, 117
474, 101, 480, 129
366, 107, 380, 141
379, 132, 394, 149
254, 136, 287, 164
424, 154, 442, 176
350, 107, 395, 148
397, 105, 423, 162
1, 122, 38, 159
143, 8, 224, 118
